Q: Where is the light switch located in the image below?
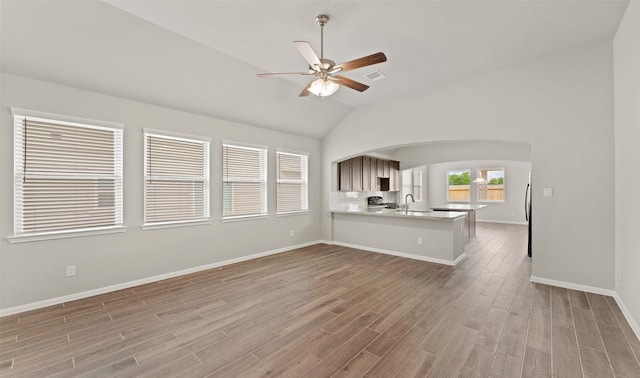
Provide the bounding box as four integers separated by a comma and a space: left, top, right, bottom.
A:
543, 188, 553, 197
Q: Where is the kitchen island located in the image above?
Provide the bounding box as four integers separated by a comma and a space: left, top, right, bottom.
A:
430, 204, 487, 238
330, 207, 467, 266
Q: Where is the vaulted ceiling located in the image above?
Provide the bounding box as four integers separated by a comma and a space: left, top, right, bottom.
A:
1, 0, 629, 138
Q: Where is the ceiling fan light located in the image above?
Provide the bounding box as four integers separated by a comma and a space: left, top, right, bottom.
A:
308, 78, 339, 97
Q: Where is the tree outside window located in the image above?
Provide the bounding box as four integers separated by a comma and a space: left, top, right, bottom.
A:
478, 168, 505, 202
447, 169, 470, 201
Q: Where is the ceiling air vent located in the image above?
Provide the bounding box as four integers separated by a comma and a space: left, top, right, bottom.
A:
364, 71, 386, 82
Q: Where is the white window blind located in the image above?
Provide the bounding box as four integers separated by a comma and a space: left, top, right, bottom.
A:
12, 109, 123, 238
222, 143, 267, 218
144, 129, 210, 226
277, 151, 308, 214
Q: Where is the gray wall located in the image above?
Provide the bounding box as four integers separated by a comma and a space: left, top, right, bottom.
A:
392, 140, 532, 166
390, 141, 532, 223
323, 41, 616, 292
427, 160, 531, 224
614, 2, 640, 334
0, 74, 322, 311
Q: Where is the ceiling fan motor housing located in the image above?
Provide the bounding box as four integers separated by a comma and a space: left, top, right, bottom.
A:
315, 15, 329, 26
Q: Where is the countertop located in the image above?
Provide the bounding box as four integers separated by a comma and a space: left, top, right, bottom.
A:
330, 206, 467, 221
430, 204, 488, 211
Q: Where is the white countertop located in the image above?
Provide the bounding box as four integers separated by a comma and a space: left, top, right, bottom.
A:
330, 206, 467, 221
430, 204, 488, 211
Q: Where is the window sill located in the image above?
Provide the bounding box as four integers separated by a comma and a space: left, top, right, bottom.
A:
140, 219, 212, 230
276, 210, 310, 217
7, 226, 127, 243
221, 214, 269, 223
478, 201, 506, 204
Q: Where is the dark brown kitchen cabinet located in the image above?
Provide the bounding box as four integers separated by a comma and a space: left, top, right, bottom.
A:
377, 159, 390, 178
362, 157, 372, 191
338, 156, 400, 192
338, 159, 351, 191
351, 156, 363, 191
389, 160, 400, 191
364, 157, 378, 191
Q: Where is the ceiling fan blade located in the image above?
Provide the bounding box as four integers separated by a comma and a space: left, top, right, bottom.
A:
257, 72, 314, 78
334, 52, 387, 73
298, 80, 313, 97
332, 75, 370, 92
293, 41, 321, 69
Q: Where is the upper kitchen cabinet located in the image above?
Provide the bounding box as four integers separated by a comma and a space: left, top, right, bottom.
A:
338, 159, 352, 191
362, 156, 375, 191
389, 160, 400, 191
338, 156, 400, 191
377, 159, 390, 178
351, 156, 363, 191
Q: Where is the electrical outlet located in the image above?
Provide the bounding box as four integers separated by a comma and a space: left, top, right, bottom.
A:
417, 237, 423, 245
290, 230, 294, 237
620, 269, 623, 284
66, 265, 77, 277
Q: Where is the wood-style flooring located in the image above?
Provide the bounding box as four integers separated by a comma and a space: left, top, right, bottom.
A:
1, 223, 639, 377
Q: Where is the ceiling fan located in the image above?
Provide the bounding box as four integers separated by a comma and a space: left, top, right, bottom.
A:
257, 15, 387, 98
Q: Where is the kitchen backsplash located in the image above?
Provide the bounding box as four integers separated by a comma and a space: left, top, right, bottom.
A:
331, 191, 399, 209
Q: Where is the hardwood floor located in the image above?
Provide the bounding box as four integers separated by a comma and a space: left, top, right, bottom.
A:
1, 223, 639, 377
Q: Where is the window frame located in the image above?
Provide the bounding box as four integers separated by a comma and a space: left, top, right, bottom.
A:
402, 168, 423, 202
222, 141, 268, 221
276, 150, 309, 216
447, 169, 471, 203
412, 170, 423, 201
477, 167, 506, 203
9, 108, 125, 243
141, 128, 211, 230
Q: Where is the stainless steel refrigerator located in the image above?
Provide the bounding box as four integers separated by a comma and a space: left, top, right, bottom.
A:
525, 171, 532, 257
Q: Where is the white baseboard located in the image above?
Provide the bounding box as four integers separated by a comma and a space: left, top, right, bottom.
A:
0, 240, 323, 317
477, 219, 528, 226
330, 241, 465, 267
613, 292, 640, 343
529, 276, 616, 296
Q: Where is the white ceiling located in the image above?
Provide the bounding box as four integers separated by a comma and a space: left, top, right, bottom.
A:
1, 0, 629, 139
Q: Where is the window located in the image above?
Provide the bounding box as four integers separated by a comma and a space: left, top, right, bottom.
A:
222, 143, 267, 219
11, 108, 124, 241
143, 129, 210, 227
276, 151, 308, 214
477, 168, 505, 202
412, 170, 422, 201
402, 169, 422, 201
447, 169, 470, 202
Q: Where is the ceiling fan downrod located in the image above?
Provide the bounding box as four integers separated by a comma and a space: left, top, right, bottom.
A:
316, 15, 329, 60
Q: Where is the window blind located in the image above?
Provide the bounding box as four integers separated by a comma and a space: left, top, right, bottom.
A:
222, 143, 267, 217
144, 130, 210, 225
277, 151, 308, 213
13, 112, 123, 236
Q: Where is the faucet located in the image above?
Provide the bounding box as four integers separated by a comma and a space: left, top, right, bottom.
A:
404, 193, 415, 213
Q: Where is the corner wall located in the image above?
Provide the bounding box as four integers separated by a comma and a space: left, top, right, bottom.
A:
614, 1, 640, 335
0, 74, 322, 312
323, 41, 616, 291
